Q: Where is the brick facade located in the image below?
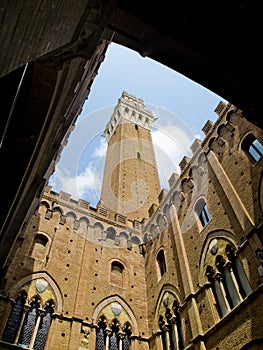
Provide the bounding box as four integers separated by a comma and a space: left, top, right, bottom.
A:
0, 93, 262, 350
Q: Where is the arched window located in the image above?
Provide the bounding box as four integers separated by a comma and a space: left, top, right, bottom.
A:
2, 293, 54, 349
31, 234, 48, 260
131, 236, 141, 245
106, 227, 116, 240
111, 261, 124, 287
158, 298, 184, 350
157, 249, 167, 278
95, 316, 131, 350
242, 134, 263, 162
194, 198, 211, 229
2, 290, 27, 343
205, 240, 252, 318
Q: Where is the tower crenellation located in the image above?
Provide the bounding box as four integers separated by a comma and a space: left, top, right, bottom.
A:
103, 91, 157, 142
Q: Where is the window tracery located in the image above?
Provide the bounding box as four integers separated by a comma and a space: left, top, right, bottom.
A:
2, 278, 56, 350
95, 316, 131, 350
2, 293, 54, 350
158, 296, 184, 350
205, 240, 252, 317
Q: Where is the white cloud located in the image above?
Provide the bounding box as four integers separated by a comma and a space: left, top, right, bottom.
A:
93, 138, 107, 158
152, 123, 194, 188
49, 105, 197, 202
49, 162, 103, 206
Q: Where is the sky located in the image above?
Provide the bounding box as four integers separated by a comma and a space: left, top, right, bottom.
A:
49, 42, 228, 207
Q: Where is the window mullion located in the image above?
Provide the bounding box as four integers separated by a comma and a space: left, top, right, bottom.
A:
29, 308, 45, 349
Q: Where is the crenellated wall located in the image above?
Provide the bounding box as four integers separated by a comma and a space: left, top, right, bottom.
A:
0, 100, 262, 350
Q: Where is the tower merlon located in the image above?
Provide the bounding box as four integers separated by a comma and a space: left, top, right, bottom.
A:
103, 91, 157, 141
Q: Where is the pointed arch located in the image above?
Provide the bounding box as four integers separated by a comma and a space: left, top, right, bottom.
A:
155, 285, 183, 322
155, 286, 184, 349
199, 229, 237, 285
2, 276, 58, 350
92, 295, 139, 335
199, 230, 252, 318
8, 272, 63, 312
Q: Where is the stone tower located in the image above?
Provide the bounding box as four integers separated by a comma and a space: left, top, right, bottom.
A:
100, 91, 161, 222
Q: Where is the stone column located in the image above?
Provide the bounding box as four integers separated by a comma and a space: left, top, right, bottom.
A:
162, 323, 170, 350
105, 328, 112, 350
169, 315, 179, 350
118, 331, 125, 350
29, 307, 45, 349
214, 273, 231, 315
224, 261, 242, 304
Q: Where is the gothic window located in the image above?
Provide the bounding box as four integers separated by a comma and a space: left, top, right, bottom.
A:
242, 134, 263, 162
111, 261, 124, 287
2, 290, 27, 343
157, 249, 167, 278
194, 198, 211, 229
95, 317, 131, 350
158, 300, 184, 350
18, 297, 40, 347
2, 293, 54, 349
206, 242, 252, 318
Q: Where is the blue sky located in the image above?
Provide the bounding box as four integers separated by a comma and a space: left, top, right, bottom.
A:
49, 42, 228, 207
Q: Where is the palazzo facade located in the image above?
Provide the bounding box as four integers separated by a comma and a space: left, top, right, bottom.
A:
0, 92, 262, 350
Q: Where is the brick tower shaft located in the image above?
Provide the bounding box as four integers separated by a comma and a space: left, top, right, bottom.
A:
100, 91, 161, 222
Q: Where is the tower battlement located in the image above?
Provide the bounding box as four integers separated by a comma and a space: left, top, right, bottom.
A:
103, 91, 157, 142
